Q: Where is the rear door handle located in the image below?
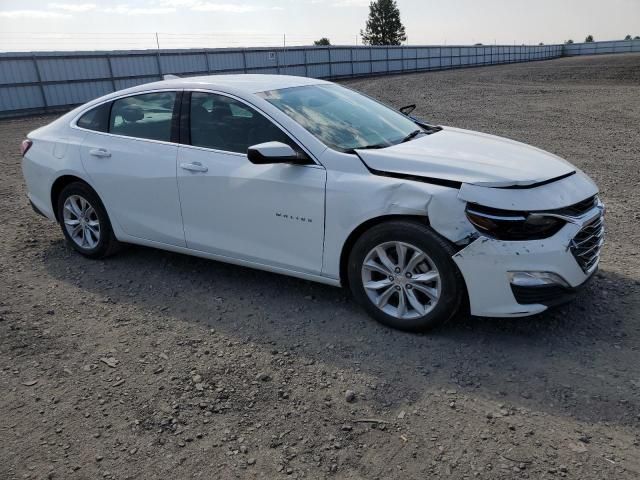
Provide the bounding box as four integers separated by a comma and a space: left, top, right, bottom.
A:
89, 148, 111, 158
180, 162, 208, 173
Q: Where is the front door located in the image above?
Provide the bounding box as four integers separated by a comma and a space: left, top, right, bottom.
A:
176, 91, 325, 274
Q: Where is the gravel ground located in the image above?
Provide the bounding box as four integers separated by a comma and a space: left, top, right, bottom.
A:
1, 53, 639, 480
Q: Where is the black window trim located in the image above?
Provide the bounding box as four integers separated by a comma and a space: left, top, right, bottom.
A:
179, 88, 321, 167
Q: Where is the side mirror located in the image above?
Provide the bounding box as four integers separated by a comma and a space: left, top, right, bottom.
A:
399, 104, 416, 116
247, 141, 310, 165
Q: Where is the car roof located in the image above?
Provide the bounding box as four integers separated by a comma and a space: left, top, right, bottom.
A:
122, 74, 330, 96
65, 74, 333, 120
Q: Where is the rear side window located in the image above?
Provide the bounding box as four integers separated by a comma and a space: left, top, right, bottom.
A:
189, 92, 295, 154
109, 92, 177, 142
77, 102, 111, 132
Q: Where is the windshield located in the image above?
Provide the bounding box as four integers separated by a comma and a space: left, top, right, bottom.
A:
258, 84, 423, 152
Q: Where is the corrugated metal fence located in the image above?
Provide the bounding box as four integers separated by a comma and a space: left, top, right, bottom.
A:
564, 39, 640, 56
1, 40, 633, 118
0, 43, 563, 118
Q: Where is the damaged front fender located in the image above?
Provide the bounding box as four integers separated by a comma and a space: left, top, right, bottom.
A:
321, 165, 476, 280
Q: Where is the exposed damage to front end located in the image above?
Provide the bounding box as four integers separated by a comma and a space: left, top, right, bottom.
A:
436, 171, 604, 317
352, 129, 604, 318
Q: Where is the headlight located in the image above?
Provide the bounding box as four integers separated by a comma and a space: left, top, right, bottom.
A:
465, 204, 566, 240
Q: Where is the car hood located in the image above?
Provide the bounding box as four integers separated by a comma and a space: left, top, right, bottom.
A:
356, 127, 575, 187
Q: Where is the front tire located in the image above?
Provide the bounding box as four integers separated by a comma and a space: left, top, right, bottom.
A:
57, 182, 121, 259
348, 220, 464, 331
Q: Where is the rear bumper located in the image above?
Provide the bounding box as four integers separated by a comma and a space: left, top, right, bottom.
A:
29, 199, 47, 218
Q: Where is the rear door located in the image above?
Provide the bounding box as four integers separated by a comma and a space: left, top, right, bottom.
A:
78, 91, 186, 246
176, 91, 326, 274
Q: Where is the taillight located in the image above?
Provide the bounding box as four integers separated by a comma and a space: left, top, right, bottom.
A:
20, 139, 33, 156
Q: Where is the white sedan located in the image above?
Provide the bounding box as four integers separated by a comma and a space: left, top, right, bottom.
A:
21, 74, 604, 330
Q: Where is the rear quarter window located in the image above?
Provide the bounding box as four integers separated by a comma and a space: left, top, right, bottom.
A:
76, 102, 111, 132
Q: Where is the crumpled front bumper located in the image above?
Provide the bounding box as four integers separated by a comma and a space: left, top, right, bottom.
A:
452, 205, 604, 317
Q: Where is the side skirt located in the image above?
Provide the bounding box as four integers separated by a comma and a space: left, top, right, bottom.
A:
115, 234, 343, 288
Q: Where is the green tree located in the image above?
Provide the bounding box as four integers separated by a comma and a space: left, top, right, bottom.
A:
360, 0, 406, 46
625, 34, 632, 40
635, 36, 640, 40
565, 39, 574, 44
585, 35, 594, 42
314, 37, 331, 46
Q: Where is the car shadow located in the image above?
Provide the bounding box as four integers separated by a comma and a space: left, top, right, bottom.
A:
41, 239, 640, 428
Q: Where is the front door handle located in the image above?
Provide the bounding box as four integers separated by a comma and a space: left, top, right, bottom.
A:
180, 162, 208, 173
89, 148, 111, 158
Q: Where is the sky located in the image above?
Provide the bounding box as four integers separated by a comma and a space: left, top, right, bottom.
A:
0, 0, 639, 51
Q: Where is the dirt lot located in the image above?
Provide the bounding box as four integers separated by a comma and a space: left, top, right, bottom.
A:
1, 54, 639, 480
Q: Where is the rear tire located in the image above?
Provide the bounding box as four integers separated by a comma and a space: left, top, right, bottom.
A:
348, 220, 464, 331
56, 182, 121, 259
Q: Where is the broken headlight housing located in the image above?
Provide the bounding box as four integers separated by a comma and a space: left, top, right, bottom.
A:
465, 204, 566, 240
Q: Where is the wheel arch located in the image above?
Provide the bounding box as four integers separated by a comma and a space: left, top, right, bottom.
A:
50, 174, 97, 222
339, 214, 430, 286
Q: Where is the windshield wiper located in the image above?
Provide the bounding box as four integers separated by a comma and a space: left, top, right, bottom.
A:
345, 143, 389, 154
400, 129, 424, 143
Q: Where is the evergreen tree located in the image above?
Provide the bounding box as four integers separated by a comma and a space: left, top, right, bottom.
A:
585, 35, 594, 42
360, 0, 407, 46
314, 37, 331, 46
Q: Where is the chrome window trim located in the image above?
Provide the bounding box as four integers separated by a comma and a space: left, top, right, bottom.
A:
69, 87, 322, 168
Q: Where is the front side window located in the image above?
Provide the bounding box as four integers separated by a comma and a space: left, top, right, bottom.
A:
189, 92, 294, 154
109, 92, 177, 142
258, 84, 423, 152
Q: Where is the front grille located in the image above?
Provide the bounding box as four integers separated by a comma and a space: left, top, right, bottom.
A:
570, 212, 605, 273
511, 284, 577, 306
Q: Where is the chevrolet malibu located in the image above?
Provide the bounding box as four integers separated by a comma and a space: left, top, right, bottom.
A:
21, 75, 604, 331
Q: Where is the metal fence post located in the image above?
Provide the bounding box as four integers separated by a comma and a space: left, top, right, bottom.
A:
349, 47, 354, 77
282, 35, 287, 73
385, 47, 389, 74
156, 50, 163, 79
31, 55, 48, 110
204, 50, 211, 73
155, 32, 163, 79
106, 54, 116, 92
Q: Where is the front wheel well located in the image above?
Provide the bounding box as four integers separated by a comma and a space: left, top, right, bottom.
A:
339, 215, 430, 286
50, 175, 92, 222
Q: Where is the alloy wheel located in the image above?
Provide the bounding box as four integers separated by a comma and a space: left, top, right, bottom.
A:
62, 194, 101, 249
361, 241, 441, 320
